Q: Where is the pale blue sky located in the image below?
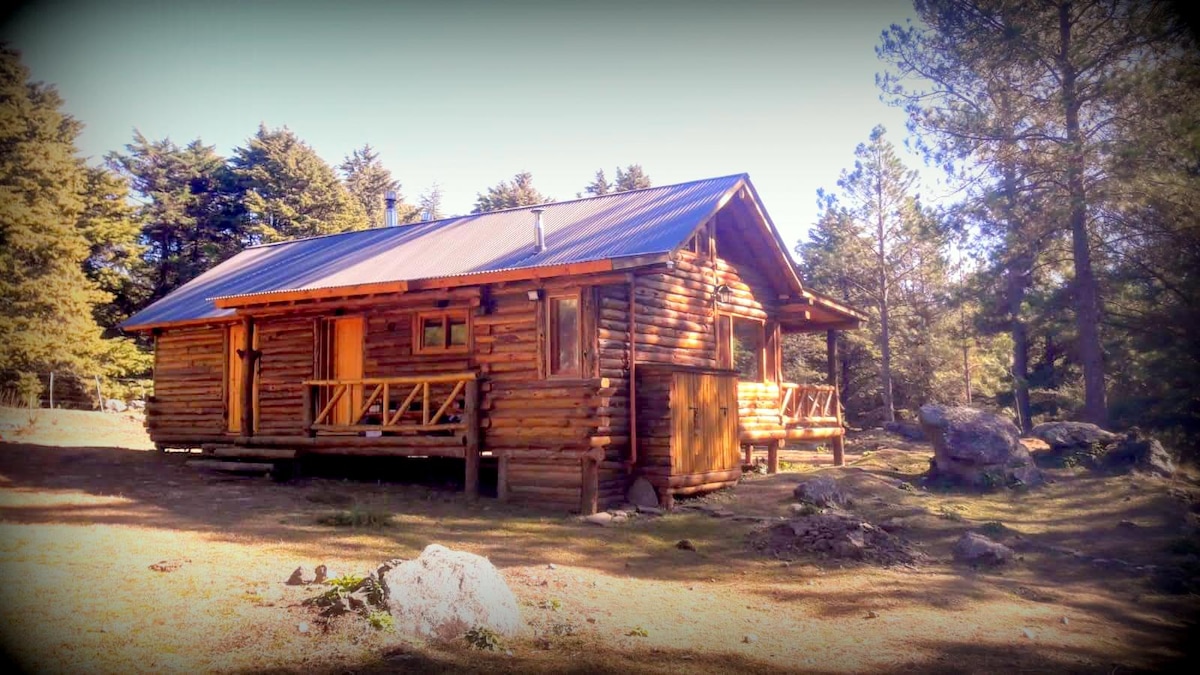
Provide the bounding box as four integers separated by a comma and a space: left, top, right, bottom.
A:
3, 0, 925, 251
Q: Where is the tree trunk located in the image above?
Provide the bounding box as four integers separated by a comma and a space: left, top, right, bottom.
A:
1058, 2, 1108, 426
876, 182, 895, 423
1000, 139, 1033, 433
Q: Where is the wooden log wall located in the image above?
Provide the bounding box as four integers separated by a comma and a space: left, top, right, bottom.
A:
146, 325, 228, 445
256, 317, 315, 436
476, 277, 629, 512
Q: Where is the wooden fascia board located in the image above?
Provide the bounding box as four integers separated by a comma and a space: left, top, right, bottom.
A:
213, 280, 410, 309
121, 316, 239, 333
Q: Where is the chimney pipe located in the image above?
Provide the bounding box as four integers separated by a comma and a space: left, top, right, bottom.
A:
531, 207, 546, 253
385, 191, 397, 227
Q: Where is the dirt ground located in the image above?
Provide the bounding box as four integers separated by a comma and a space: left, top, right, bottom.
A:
0, 407, 1198, 674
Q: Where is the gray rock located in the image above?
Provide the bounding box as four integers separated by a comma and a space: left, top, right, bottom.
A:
919, 405, 1042, 488
1032, 421, 1118, 451
792, 475, 846, 507
128, 399, 146, 411
380, 544, 521, 640
104, 398, 127, 413
582, 512, 614, 526
954, 532, 1014, 565
1103, 430, 1175, 477
635, 505, 664, 516
626, 477, 660, 509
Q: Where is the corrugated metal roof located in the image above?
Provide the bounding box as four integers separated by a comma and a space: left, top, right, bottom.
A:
122, 174, 749, 329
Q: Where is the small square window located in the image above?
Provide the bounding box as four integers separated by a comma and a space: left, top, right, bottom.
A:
415, 311, 469, 353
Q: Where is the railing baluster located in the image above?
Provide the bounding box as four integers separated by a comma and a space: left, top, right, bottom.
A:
388, 383, 423, 426
422, 382, 430, 426
430, 380, 466, 426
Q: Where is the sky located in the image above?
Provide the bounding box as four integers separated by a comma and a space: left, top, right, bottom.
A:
2, 0, 926, 251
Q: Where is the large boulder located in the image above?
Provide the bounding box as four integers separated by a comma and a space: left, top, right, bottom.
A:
918, 404, 1042, 489
380, 544, 521, 640
1103, 429, 1175, 477
792, 474, 846, 508
1031, 421, 1118, 452
954, 532, 1014, 565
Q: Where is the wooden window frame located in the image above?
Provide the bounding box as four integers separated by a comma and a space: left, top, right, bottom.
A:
545, 290, 583, 379
717, 312, 768, 384
412, 309, 471, 355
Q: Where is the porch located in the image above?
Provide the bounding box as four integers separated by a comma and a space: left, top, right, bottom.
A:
224, 371, 483, 497
737, 381, 846, 473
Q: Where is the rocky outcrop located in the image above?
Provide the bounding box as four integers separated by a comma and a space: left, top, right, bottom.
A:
792, 475, 847, 508
918, 405, 1042, 489
1103, 429, 1175, 477
1032, 422, 1175, 477
1032, 421, 1118, 451
380, 544, 521, 640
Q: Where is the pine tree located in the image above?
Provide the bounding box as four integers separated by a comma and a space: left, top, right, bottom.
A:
107, 132, 243, 303
339, 144, 417, 227
581, 169, 612, 197
614, 164, 651, 192
0, 47, 127, 391
231, 125, 367, 242
77, 165, 143, 330
410, 183, 444, 222
472, 171, 548, 213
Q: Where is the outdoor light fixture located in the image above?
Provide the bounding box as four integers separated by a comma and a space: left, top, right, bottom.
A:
527, 289, 543, 301
715, 284, 731, 304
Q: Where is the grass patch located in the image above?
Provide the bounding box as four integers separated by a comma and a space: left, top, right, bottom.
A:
316, 503, 394, 529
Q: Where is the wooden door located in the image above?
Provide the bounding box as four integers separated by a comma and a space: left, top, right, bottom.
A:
227, 323, 259, 433
670, 371, 739, 476
332, 316, 364, 426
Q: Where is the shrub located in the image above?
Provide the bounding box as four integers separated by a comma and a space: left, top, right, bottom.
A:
465, 626, 504, 651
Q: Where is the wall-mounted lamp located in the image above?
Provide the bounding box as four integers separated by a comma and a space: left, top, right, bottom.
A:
665, 259, 676, 270
526, 289, 543, 301
715, 284, 731, 304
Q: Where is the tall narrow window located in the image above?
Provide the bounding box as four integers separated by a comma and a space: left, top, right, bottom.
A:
548, 294, 580, 377
717, 313, 765, 383
732, 317, 765, 382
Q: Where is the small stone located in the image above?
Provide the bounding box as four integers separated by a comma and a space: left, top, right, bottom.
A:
286, 567, 306, 585
313, 564, 328, 584
1022, 627, 1035, 639
1117, 519, 1139, 529
742, 634, 758, 644
583, 513, 614, 526
547, 563, 556, 570
676, 539, 697, 551
636, 505, 665, 516
866, 610, 880, 619
1060, 616, 1070, 625
298, 622, 310, 634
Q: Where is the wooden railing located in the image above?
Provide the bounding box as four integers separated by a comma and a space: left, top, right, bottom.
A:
779, 383, 840, 427
302, 372, 479, 435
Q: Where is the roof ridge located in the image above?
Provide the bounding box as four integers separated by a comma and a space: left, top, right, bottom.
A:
244, 173, 749, 250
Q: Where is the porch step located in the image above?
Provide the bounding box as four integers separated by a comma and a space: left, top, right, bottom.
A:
185, 459, 276, 474
205, 444, 298, 460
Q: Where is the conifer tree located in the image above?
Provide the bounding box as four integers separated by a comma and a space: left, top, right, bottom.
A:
231, 125, 367, 242
0, 47, 135, 391
614, 164, 651, 192
339, 144, 416, 227
472, 171, 548, 213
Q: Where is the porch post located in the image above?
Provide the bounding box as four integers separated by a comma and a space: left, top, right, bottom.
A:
240, 316, 255, 437
464, 378, 480, 499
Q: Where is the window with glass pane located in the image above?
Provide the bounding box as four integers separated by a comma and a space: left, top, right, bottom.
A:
732, 317, 764, 382
448, 317, 468, 347
549, 296, 580, 377
422, 317, 445, 350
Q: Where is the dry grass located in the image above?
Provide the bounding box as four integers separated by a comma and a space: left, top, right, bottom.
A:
0, 409, 1197, 673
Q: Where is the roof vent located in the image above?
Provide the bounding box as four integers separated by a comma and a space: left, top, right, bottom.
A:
421, 209, 433, 222
385, 191, 397, 227
531, 207, 546, 253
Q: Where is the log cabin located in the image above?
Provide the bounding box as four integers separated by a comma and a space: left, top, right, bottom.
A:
121, 174, 864, 513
